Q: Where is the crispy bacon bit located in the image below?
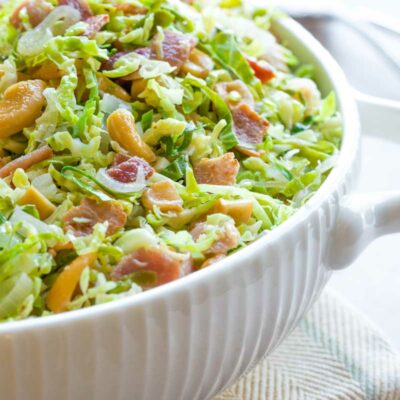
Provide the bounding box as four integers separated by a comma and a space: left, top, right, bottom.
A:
10, 0, 53, 29
246, 56, 276, 84
215, 81, 269, 146
63, 198, 127, 237
0, 145, 53, 179
83, 14, 109, 39
142, 181, 183, 213
115, 4, 148, 15
201, 254, 225, 269
107, 156, 154, 183
193, 153, 239, 186
111, 247, 192, 286
232, 103, 269, 145
190, 220, 240, 256
152, 30, 196, 71
59, 0, 93, 20
134, 47, 152, 58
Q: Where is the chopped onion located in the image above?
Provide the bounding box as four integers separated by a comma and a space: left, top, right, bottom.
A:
17, 6, 80, 57
96, 166, 147, 194
0, 273, 33, 319
99, 93, 131, 114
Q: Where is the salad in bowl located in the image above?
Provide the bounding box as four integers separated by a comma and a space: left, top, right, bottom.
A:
0, 0, 341, 322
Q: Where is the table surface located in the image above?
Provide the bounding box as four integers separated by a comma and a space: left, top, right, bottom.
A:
288, 1, 400, 350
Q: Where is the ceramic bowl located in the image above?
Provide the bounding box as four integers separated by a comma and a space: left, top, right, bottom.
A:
1, 16, 399, 400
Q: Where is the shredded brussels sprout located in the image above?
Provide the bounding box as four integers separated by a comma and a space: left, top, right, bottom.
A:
0, 0, 341, 322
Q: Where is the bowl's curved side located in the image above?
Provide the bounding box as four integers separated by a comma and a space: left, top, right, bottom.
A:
0, 17, 359, 400
0, 192, 345, 400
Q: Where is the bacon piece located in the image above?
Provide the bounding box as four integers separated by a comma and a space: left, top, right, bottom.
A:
0, 146, 53, 179
10, 0, 53, 29
193, 153, 239, 186
63, 198, 127, 237
232, 103, 269, 145
83, 14, 109, 39
190, 220, 240, 256
115, 4, 148, 15
134, 47, 152, 58
107, 156, 154, 183
246, 56, 276, 84
111, 247, 192, 286
58, 0, 93, 20
151, 30, 196, 71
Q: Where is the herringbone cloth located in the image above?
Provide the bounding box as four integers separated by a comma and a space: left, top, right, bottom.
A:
215, 290, 400, 400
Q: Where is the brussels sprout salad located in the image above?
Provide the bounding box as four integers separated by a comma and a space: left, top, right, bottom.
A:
0, 0, 341, 321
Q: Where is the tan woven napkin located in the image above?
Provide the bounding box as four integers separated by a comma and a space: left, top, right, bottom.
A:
214, 289, 400, 400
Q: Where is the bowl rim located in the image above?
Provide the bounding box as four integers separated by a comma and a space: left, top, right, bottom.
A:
0, 17, 359, 334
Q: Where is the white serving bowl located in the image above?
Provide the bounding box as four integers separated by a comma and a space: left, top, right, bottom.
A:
1, 16, 400, 400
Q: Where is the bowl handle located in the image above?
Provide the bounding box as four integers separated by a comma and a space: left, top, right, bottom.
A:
328, 192, 400, 269
328, 93, 400, 269
355, 91, 400, 137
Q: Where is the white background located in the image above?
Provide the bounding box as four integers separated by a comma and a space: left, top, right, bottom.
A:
280, 0, 400, 14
